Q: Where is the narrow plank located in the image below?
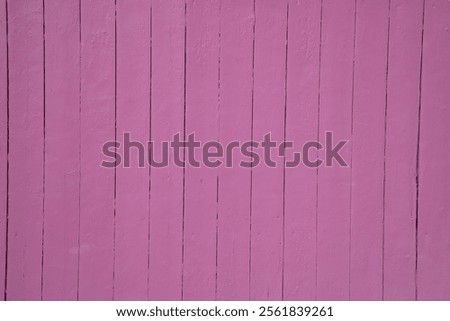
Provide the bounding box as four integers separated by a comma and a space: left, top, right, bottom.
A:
0, 0, 7, 300
114, 0, 151, 300
183, 0, 220, 300
316, 0, 354, 300
148, 0, 184, 300
43, 0, 80, 299
78, 0, 115, 300
417, 0, 450, 300
384, 0, 423, 300
350, 0, 389, 300
6, 0, 44, 300
216, 0, 253, 300
250, 0, 287, 300
284, 0, 321, 300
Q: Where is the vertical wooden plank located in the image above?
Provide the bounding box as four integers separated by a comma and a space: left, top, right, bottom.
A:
250, 0, 286, 300
78, 0, 115, 300
7, 0, 44, 300
0, 0, 7, 300
316, 0, 354, 300
384, 0, 423, 300
114, 0, 150, 300
284, 0, 321, 300
417, 0, 450, 300
43, 0, 80, 299
350, 0, 389, 300
183, 0, 219, 300
148, 0, 184, 300
216, 0, 253, 300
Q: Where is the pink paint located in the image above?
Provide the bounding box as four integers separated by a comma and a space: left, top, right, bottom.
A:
0, 0, 7, 300
7, 0, 44, 300
1, 0, 450, 301
384, 0, 423, 300
183, 0, 220, 300
350, 0, 389, 300
316, 0, 354, 300
114, 0, 151, 300
148, 0, 185, 300
79, 0, 115, 300
250, 0, 286, 300
216, 0, 253, 300
417, 0, 450, 300
43, 0, 80, 299
284, 0, 321, 300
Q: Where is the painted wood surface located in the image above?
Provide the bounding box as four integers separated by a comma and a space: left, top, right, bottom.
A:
0, 0, 7, 300
1, 0, 450, 301
6, 0, 44, 300
216, 0, 253, 301
148, 0, 185, 301
79, 0, 115, 300
316, 0, 354, 300
114, 0, 151, 300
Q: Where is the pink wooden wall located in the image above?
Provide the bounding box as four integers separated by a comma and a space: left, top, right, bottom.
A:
1, 0, 450, 301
